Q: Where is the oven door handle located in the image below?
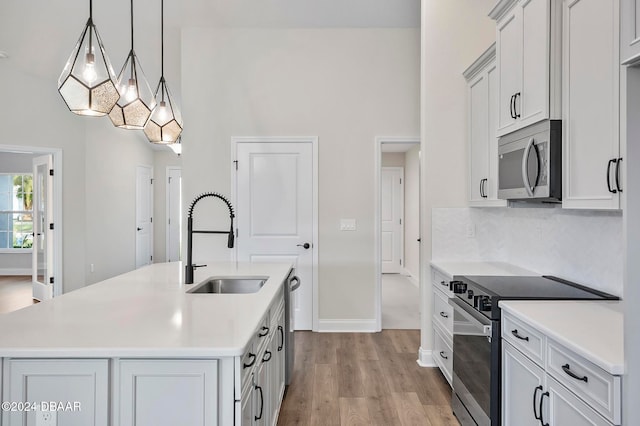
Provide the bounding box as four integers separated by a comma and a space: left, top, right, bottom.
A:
448, 297, 492, 332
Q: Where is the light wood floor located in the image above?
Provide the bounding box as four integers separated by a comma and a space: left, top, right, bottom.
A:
278, 330, 460, 426
0, 276, 37, 314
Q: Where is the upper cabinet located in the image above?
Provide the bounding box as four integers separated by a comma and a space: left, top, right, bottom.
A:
621, 0, 640, 65
490, 0, 562, 137
464, 44, 507, 207
562, 0, 622, 210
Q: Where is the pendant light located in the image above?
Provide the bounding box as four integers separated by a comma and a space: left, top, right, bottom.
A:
58, 0, 120, 116
109, 0, 155, 129
144, 0, 183, 144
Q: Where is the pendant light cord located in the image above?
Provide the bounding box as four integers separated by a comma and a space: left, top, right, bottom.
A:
89, 0, 93, 19
161, 0, 164, 79
130, 0, 134, 50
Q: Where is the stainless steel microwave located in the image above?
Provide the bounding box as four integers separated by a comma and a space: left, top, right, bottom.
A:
498, 120, 562, 202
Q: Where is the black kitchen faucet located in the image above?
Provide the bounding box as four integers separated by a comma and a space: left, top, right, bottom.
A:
184, 192, 235, 284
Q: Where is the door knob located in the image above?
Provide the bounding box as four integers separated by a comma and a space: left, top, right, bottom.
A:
297, 243, 311, 249
137, 227, 143, 231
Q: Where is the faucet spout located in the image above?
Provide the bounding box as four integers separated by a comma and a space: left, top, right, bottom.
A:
184, 192, 235, 284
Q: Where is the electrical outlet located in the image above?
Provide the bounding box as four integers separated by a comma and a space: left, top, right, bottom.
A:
90, 263, 95, 273
36, 410, 57, 426
340, 219, 357, 231
466, 224, 476, 238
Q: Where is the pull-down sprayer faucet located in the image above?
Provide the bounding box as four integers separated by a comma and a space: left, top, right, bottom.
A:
185, 192, 235, 284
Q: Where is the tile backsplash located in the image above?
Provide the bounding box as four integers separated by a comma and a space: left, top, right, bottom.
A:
432, 207, 623, 296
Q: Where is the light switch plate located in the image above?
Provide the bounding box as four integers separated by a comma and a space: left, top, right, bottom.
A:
340, 219, 356, 231
36, 410, 56, 426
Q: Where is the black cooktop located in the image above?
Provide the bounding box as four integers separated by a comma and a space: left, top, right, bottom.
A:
452, 275, 619, 320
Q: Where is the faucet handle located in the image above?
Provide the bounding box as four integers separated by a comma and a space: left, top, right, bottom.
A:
192, 264, 207, 269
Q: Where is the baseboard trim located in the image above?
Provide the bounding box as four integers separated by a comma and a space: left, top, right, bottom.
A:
0, 268, 31, 276
317, 319, 377, 333
417, 347, 437, 367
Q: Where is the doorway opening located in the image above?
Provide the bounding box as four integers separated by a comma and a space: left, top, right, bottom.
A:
0, 145, 62, 310
375, 137, 421, 330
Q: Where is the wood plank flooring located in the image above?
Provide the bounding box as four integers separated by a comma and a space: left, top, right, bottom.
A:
0, 276, 36, 314
278, 330, 460, 426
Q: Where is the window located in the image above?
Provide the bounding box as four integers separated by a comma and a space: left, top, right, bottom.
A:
0, 174, 33, 250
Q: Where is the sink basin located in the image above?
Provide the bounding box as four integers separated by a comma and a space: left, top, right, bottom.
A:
187, 277, 268, 294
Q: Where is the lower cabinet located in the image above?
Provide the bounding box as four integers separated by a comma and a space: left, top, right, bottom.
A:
2, 359, 109, 426
502, 313, 621, 426
118, 359, 219, 426
431, 266, 454, 385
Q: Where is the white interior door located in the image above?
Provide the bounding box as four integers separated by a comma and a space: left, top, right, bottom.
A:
32, 155, 54, 301
381, 167, 404, 274
166, 167, 182, 262
136, 166, 153, 268
235, 141, 314, 330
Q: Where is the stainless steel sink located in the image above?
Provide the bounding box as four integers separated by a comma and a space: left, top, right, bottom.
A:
187, 277, 267, 294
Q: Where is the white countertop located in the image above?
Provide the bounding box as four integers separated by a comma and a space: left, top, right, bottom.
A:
430, 260, 538, 277
0, 262, 292, 358
499, 300, 624, 375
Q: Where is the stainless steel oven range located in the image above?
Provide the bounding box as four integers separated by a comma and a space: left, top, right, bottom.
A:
447, 275, 618, 426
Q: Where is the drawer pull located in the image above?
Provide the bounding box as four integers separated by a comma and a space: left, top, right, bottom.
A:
262, 350, 272, 363
258, 326, 269, 337
439, 351, 448, 360
511, 329, 529, 341
440, 280, 447, 286
561, 364, 588, 383
439, 311, 449, 319
243, 353, 256, 369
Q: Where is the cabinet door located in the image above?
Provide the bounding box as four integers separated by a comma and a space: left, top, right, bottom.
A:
544, 376, 613, 426
497, 5, 523, 134
253, 361, 268, 426
241, 376, 255, 426
562, 0, 621, 209
520, 0, 551, 126
118, 359, 218, 426
621, 0, 640, 65
502, 342, 545, 426
469, 70, 490, 204
3, 359, 109, 426
272, 308, 286, 422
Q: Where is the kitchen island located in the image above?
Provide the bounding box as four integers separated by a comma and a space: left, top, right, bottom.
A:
0, 261, 292, 426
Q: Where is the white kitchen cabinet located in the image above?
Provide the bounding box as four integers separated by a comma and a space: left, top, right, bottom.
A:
430, 267, 454, 385
621, 0, 640, 65
502, 310, 621, 425
270, 304, 286, 423
2, 359, 109, 426
503, 342, 545, 426
117, 359, 218, 426
562, 0, 622, 210
464, 44, 507, 207
490, 0, 562, 137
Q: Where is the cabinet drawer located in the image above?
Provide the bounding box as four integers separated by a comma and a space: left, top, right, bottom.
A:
433, 328, 453, 385
433, 289, 453, 336
502, 313, 545, 366
432, 268, 454, 297
547, 340, 621, 424
546, 375, 614, 426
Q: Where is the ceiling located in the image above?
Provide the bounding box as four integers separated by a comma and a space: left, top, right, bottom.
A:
381, 142, 420, 152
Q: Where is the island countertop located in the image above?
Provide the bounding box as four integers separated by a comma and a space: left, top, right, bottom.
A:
0, 262, 292, 358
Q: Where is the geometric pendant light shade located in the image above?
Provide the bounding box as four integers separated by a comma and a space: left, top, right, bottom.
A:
109, 0, 156, 130
144, 0, 183, 144
58, 0, 120, 116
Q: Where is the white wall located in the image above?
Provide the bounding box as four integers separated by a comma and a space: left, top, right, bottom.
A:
420, 0, 497, 351
404, 145, 420, 278
181, 28, 420, 324
381, 153, 406, 167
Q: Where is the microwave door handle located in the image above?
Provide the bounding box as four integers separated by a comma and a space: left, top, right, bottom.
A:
521, 138, 537, 197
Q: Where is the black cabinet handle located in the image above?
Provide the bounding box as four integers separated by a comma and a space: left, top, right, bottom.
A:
262, 350, 272, 362
480, 178, 488, 198
254, 384, 264, 421
258, 326, 269, 337
440, 280, 447, 287
533, 385, 543, 421
616, 157, 623, 193
439, 311, 449, 319
439, 351, 448, 360
510, 94, 516, 119
514, 92, 521, 118
511, 329, 529, 341
277, 325, 284, 351
243, 353, 256, 369
607, 159, 618, 194
562, 364, 588, 383
540, 391, 549, 426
